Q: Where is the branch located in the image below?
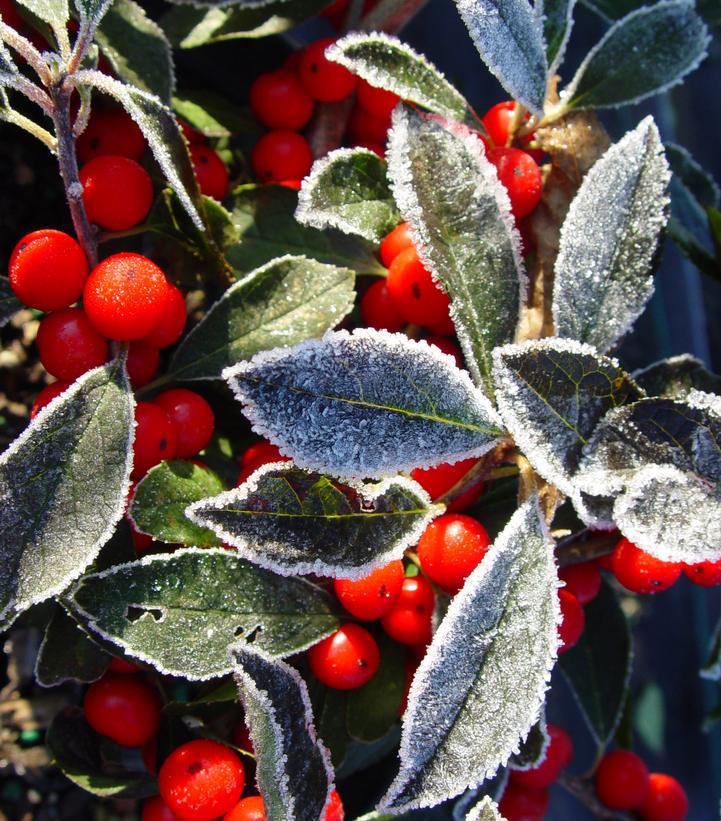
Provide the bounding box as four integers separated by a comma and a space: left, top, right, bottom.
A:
557, 773, 631, 820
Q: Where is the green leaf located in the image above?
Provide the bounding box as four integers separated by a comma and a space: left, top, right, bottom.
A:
16, 0, 68, 37
173, 90, 255, 138
0, 275, 21, 327
560, 579, 631, 745
466, 797, 506, 821
564, 0, 709, 109
130, 460, 225, 546
188, 464, 441, 579
634, 354, 721, 399
665, 142, 720, 210
387, 106, 525, 397
541, 0, 576, 71
69, 548, 339, 679
509, 716, 549, 771
0, 360, 133, 628
36, 605, 109, 687
379, 498, 559, 811
168, 255, 355, 382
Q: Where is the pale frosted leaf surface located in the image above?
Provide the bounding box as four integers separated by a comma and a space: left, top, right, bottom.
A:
563, 0, 709, 109
0, 360, 133, 627
326, 33, 470, 122
130, 460, 225, 546
0, 39, 18, 81
634, 354, 721, 399
36, 605, 109, 687
540, 0, 575, 72
188, 463, 441, 579
168, 256, 355, 381
701, 613, 721, 681
552, 117, 670, 352
231, 645, 333, 821
452, 0, 548, 115
68, 548, 339, 679
0, 276, 20, 327
296, 148, 400, 243
492, 339, 642, 496
73, 0, 112, 29
508, 715, 549, 771
379, 498, 560, 811
387, 106, 525, 395
466, 797, 507, 821
225, 329, 504, 481
17, 0, 68, 32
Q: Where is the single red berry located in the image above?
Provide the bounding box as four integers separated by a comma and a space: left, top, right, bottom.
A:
153, 388, 215, 459
84, 252, 170, 340
360, 279, 405, 332
499, 782, 549, 820
80, 155, 153, 231
30, 381, 70, 418
179, 119, 206, 145
558, 589, 584, 653
426, 313, 455, 336
279, 179, 302, 190
595, 749, 650, 809
417, 514, 490, 594
83, 672, 161, 747
237, 441, 290, 485
308, 623, 381, 689
639, 772, 688, 820
411, 458, 484, 513
482, 100, 535, 149
683, 558, 721, 587
109, 657, 139, 674
251, 130, 313, 183
356, 78, 400, 120
611, 537, 682, 594
127, 340, 160, 388
77, 108, 146, 163
559, 561, 602, 605
9, 229, 88, 311
381, 575, 435, 645
347, 106, 390, 147
250, 69, 314, 130
142, 283, 186, 349
158, 739, 245, 821
488, 147, 542, 218
283, 48, 303, 74
426, 335, 462, 368
510, 724, 573, 788
133, 401, 177, 479
386, 246, 450, 326
142, 795, 181, 821
379, 222, 414, 268
334, 561, 405, 621
224, 796, 265, 821
36, 308, 109, 382
190, 145, 229, 201
299, 38, 356, 103
325, 790, 344, 821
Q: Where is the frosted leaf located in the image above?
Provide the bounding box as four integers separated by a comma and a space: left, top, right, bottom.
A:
168, 255, 354, 381
466, 797, 507, 821
701, 614, 721, 681
538, 0, 575, 73
562, 0, 709, 109
0, 360, 133, 628
296, 148, 400, 243
453, 771, 509, 820
326, 33, 470, 122
508, 714, 549, 771
634, 354, 721, 400
129, 460, 225, 546
36, 605, 109, 687
0, 38, 18, 82
187, 463, 442, 579
17, 0, 68, 34
231, 644, 334, 821
68, 548, 339, 680
665, 142, 720, 209
552, 117, 670, 352
225, 329, 504, 481
379, 498, 560, 811
0, 276, 20, 327
452, 0, 548, 115
492, 338, 642, 496
387, 106, 525, 396
73, 0, 112, 31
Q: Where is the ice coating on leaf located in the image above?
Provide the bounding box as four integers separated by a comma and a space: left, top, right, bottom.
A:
508, 714, 549, 771
634, 354, 721, 400
36, 605, 109, 688
538, 0, 575, 73
225, 329, 503, 481
68, 548, 339, 680
0, 38, 18, 81
379, 497, 561, 811
0, 360, 134, 628
466, 796, 506, 821
452, 771, 509, 821
562, 0, 709, 109
326, 32, 470, 122
296, 148, 401, 243
387, 106, 525, 396
552, 117, 670, 352
187, 462, 442, 579
686, 389, 721, 420
231, 644, 334, 821
452, 0, 548, 115
73, 0, 112, 33
17, 0, 68, 33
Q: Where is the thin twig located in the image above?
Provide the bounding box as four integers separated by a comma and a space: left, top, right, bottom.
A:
557, 773, 631, 820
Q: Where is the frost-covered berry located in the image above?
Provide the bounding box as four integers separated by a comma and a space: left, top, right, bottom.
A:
417, 514, 490, 594
334, 561, 405, 620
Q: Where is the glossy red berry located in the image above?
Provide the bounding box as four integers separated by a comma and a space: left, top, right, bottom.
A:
426, 335, 462, 368
142, 283, 186, 349
386, 246, 450, 326
142, 796, 181, 821
250, 69, 314, 130
9, 229, 88, 310
559, 561, 602, 605
224, 796, 265, 821
299, 38, 356, 103
683, 558, 721, 587
639, 772, 688, 820
488, 147, 542, 218
190, 145, 229, 201
80, 155, 153, 231
279, 179, 302, 190
232, 721, 254, 754
77, 108, 146, 163
252, 130, 313, 183
595, 749, 650, 809
36, 308, 109, 382
379, 222, 414, 267
498, 782, 549, 821
558, 589, 584, 653
356, 78, 400, 120
381, 575, 435, 646
359, 279, 405, 332
411, 458, 484, 513
158, 739, 245, 821
109, 657, 140, 674
611, 537, 682, 594
325, 790, 344, 821
482, 100, 534, 148
127, 340, 160, 387
334, 561, 405, 621
153, 388, 215, 459
84, 252, 170, 340
133, 401, 177, 479
347, 106, 390, 146
510, 724, 573, 788
30, 381, 70, 418
417, 514, 490, 594
237, 441, 289, 485
426, 313, 455, 336
83, 672, 161, 747
308, 623, 380, 690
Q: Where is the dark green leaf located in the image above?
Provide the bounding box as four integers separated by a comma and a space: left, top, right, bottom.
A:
541, 0, 576, 70
665, 142, 719, 209
36, 605, 109, 687
0, 275, 21, 327
509, 716, 549, 771
701, 611, 721, 681
633, 683, 665, 754
634, 354, 721, 399
17, 0, 68, 36
173, 90, 255, 138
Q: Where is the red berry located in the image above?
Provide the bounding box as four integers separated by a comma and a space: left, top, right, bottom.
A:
84, 252, 170, 340
683, 558, 721, 587
83, 672, 160, 747
80, 155, 153, 231
279, 179, 302, 190
482, 101, 534, 148
558, 589, 584, 653
158, 739, 245, 821
411, 458, 484, 513
426, 335, 462, 368
142, 795, 181, 821
639, 772, 688, 820
30, 381, 70, 418
488, 147, 542, 219
347, 106, 390, 146
325, 790, 344, 821
0, 0, 24, 32
179, 119, 206, 145
510, 724, 573, 788
36, 308, 109, 381
359, 279, 405, 332
299, 38, 356, 103
498, 782, 549, 821
595, 749, 650, 809
9, 229, 88, 311
224, 796, 265, 821
308, 623, 381, 690
334, 561, 405, 620
251, 130, 313, 183
127, 340, 160, 388
236, 441, 289, 485
153, 388, 215, 459
381, 575, 435, 645
142, 283, 186, 349
232, 721, 254, 753
611, 537, 682, 594
109, 657, 139, 674
426, 313, 455, 336
356, 78, 400, 120
77, 108, 146, 163
386, 246, 450, 326
133, 401, 177, 478
379, 222, 414, 268
559, 561, 602, 605
249, 69, 314, 130
190, 145, 229, 201
417, 514, 490, 594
